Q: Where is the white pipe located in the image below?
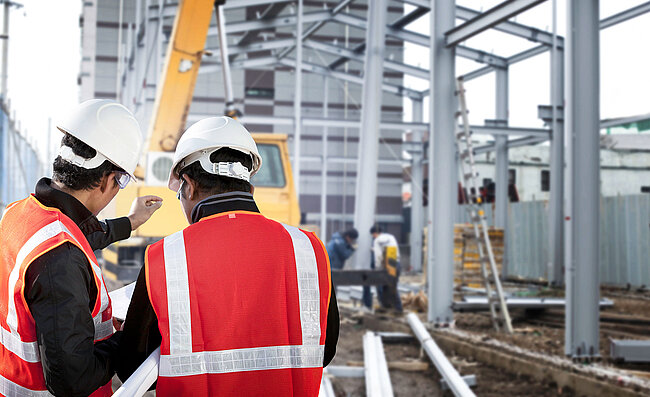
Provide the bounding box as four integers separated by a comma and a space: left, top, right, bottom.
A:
113, 347, 160, 397
406, 313, 476, 397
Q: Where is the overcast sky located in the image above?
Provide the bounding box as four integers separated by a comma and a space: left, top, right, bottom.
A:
3, 1, 650, 164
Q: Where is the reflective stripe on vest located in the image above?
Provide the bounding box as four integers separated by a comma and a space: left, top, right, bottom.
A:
0, 373, 54, 397
4, 219, 112, 361
158, 223, 324, 377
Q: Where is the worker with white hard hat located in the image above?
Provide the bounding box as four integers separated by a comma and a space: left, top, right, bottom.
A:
0, 99, 162, 396
117, 116, 339, 396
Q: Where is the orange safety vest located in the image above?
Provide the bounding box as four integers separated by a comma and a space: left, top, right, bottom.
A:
0, 196, 113, 397
146, 211, 332, 396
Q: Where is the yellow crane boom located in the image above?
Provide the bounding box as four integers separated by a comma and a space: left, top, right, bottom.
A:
146, 0, 215, 153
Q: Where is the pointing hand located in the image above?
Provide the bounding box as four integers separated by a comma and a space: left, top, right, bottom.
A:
127, 195, 163, 231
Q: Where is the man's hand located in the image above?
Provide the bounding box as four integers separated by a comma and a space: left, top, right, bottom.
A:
127, 195, 163, 231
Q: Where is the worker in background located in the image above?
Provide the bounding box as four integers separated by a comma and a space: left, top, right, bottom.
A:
362, 225, 403, 313
117, 116, 339, 396
0, 99, 162, 396
326, 227, 359, 269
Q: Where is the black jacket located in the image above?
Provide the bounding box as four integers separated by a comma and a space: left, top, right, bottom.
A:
116, 191, 340, 383
22, 178, 132, 396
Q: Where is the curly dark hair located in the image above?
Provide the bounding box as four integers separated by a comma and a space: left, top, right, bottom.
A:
179, 148, 253, 195
52, 134, 122, 191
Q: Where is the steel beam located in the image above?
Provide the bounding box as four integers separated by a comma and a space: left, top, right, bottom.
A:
473, 135, 547, 155
218, 10, 331, 35
548, 0, 564, 287
453, 297, 614, 311
332, 13, 507, 69
276, 0, 355, 60
278, 58, 423, 99
446, 0, 547, 47
494, 68, 509, 279
565, 0, 600, 360
600, 1, 650, 29
455, 4, 562, 48
428, 0, 456, 325
223, 0, 288, 10
229, 2, 289, 62
410, 99, 424, 272
354, 0, 387, 271
210, 38, 294, 56
461, 1, 650, 82
610, 340, 650, 363
303, 39, 429, 79
407, 314, 476, 397
199, 56, 279, 73
457, 46, 507, 68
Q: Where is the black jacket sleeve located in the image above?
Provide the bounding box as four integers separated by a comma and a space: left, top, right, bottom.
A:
25, 243, 122, 397
116, 266, 161, 384
87, 217, 132, 251
323, 282, 339, 367
117, 268, 341, 380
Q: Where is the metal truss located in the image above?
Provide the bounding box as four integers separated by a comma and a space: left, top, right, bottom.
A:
446, 0, 547, 47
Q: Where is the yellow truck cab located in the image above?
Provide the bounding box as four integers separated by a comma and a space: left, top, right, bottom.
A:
101, 133, 300, 282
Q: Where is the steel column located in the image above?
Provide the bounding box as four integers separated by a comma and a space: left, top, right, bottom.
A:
1, 1, 9, 101
565, 0, 600, 359
116, 0, 124, 101
292, 0, 304, 197
320, 76, 329, 240
410, 99, 424, 272
216, 5, 236, 116
548, 0, 564, 286
353, 0, 387, 270
428, 0, 456, 324
494, 67, 509, 277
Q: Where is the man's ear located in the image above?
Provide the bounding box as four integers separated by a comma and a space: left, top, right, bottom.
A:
99, 172, 111, 193
250, 185, 255, 194
185, 176, 198, 200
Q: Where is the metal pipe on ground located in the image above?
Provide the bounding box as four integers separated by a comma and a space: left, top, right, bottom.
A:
406, 313, 476, 397
363, 331, 394, 397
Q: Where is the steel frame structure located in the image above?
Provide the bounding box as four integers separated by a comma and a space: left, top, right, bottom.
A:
117, 0, 650, 359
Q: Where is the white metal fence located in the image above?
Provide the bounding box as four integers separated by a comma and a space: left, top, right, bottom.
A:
0, 109, 43, 208
457, 195, 650, 286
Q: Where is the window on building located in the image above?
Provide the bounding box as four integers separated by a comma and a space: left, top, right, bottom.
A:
541, 170, 550, 192
642, 186, 650, 194
508, 169, 516, 185
245, 87, 274, 98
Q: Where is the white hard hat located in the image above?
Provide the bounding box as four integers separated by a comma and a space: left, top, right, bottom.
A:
168, 116, 262, 191
56, 99, 143, 180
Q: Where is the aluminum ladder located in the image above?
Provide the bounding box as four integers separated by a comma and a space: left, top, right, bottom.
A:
454, 77, 513, 334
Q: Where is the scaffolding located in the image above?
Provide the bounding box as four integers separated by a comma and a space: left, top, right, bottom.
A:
110, 0, 650, 359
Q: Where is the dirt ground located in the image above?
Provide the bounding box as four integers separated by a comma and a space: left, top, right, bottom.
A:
332, 305, 573, 396
452, 287, 650, 371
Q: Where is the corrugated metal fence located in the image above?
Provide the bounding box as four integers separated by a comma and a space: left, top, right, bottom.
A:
0, 109, 43, 207
456, 195, 650, 286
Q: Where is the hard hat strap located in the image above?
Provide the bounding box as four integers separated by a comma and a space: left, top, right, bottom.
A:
178, 148, 252, 182
58, 145, 108, 170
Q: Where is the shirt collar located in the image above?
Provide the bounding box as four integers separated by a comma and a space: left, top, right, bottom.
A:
191, 191, 260, 224
34, 178, 105, 236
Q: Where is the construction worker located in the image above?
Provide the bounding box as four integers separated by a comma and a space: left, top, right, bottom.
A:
0, 99, 162, 396
326, 228, 359, 269
117, 116, 339, 396
362, 226, 403, 313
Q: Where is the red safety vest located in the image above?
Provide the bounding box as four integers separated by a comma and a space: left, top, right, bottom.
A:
146, 211, 332, 396
0, 196, 113, 397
